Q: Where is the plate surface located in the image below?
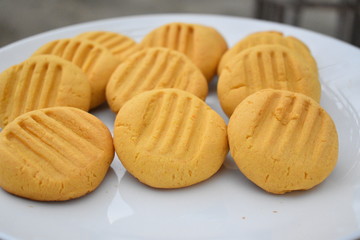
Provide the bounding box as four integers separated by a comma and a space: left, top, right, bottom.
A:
0, 14, 360, 240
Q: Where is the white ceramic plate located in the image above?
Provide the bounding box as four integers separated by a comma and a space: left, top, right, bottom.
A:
0, 14, 360, 240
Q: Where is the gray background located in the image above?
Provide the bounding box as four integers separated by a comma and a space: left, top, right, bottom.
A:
0, 0, 346, 48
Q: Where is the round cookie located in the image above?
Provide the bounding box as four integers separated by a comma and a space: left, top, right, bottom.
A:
0, 107, 114, 201
106, 47, 208, 113
76, 31, 143, 62
218, 31, 317, 76
114, 88, 228, 188
217, 44, 321, 117
0, 55, 91, 128
140, 22, 228, 81
32, 38, 120, 109
228, 89, 338, 194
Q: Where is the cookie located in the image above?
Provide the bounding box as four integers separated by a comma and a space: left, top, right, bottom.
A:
218, 31, 317, 76
113, 88, 228, 188
32, 38, 120, 108
0, 55, 91, 128
76, 31, 143, 62
228, 89, 338, 194
217, 44, 321, 117
0, 107, 114, 201
106, 47, 208, 113
140, 22, 228, 81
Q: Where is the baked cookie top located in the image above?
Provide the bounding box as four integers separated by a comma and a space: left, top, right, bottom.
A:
217, 44, 321, 117
106, 47, 208, 113
0, 55, 91, 128
228, 89, 338, 194
140, 22, 228, 81
113, 88, 228, 188
218, 31, 317, 76
0, 107, 114, 201
33, 38, 120, 109
76, 31, 143, 62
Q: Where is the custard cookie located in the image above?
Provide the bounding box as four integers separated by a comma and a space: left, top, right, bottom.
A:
106, 47, 208, 113
114, 88, 228, 188
0, 55, 91, 128
218, 31, 317, 75
140, 22, 228, 81
217, 44, 321, 117
228, 89, 338, 194
76, 31, 143, 62
32, 38, 120, 108
0, 107, 114, 201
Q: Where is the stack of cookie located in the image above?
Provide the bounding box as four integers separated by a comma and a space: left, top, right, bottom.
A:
0, 23, 339, 202
0, 23, 230, 201
111, 23, 229, 188
0, 31, 142, 201
219, 31, 338, 194
217, 31, 320, 117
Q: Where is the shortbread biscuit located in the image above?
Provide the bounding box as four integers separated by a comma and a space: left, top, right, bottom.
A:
218, 31, 317, 75
0, 107, 114, 201
228, 89, 338, 194
0, 55, 91, 128
217, 44, 321, 117
140, 22, 228, 81
76, 31, 142, 62
32, 38, 120, 108
114, 88, 228, 188
106, 47, 208, 113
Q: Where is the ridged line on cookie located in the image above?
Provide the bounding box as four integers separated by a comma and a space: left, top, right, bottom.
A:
282, 51, 295, 91
27, 63, 48, 110
8, 64, 36, 121
113, 50, 197, 104
248, 93, 335, 169
37, 39, 103, 76
230, 48, 301, 94
81, 48, 101, 75
4, 132, 65, 177
262, 95, 298, 154
143, 92, 177, 151
246, 91, 281, 141
142, 50, 173, 90
33, 112, 101, 163
158, 96, 193, 153
145, 24, 195, 59
98, 33, 133, 51
43, 110, 104, 153
136, 92, 166, 142
153, 54, 184, 88
137, 92, 209, 159
274, 98, 311, 156
177, 100, 208, 156
4, 63, 63, 125
20, 116, 88, 167
80, 32, 137, 57
117, 50, 160, 101
5, 125, 69, 177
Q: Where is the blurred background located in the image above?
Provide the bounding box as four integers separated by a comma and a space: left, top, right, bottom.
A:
0, 0, 359, 48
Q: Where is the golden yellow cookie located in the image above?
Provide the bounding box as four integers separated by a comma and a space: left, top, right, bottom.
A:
32, 38, 120, 108
76, 31, 143, 62
0, 55, 91, 128
0, 107, 114, 201
106, 47, 208, 113
140, 22, 228, 81
228, 89, 338, 194
218, 31, 317, 75
217, 44, 321, 117
114, 88, 228, 188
